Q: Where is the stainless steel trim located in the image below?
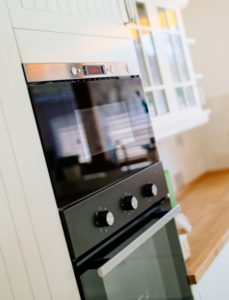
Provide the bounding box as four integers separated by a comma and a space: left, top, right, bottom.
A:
97, 205, 181, 278
23, 62, 139, 83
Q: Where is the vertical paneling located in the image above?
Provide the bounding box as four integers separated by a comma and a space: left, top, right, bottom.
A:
103, 0, 113, 22
13, 0, 125, 24
0, 164, 34, 300
57, 0, 70, 14
111, 0, 122, 22
68, 0, 80, 16
0, 103, 52, 300
46, 0, 59, 13
77, 0, 89, 17
21, 0, 35, 9
86, 0, 99, 19
34, 0, 48, 11
0, 1, 81, 299
0, 248, 14, 300
96, 0, 106, 20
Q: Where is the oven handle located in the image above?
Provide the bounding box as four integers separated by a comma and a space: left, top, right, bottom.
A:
97, 204, 181, 278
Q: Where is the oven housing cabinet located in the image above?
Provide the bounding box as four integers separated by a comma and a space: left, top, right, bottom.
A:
23, 62, 193, 300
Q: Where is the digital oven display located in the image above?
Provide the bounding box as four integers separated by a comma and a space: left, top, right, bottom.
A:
84, 65, 104, 75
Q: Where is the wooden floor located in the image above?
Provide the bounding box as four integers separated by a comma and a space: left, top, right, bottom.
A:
176, 170, 229, 284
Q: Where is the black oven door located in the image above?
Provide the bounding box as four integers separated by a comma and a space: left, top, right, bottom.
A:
79, 205, 193, 300
28, 75, 159, 208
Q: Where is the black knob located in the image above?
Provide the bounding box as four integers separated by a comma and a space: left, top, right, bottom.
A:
142, 183, 158, 197
95, 211, 114, 227
121, 196, 138, 211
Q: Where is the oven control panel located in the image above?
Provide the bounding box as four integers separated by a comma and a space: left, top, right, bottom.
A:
61, 161, 168, 259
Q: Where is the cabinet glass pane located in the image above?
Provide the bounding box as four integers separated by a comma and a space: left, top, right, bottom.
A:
146, 92, 157, 116
141, 30, 162, 85
163, 34, 180, 82
176, 88, 187, 109
195, 85, 203, 105
173, 35, 189, 81
158, 8, 169, 29
154, 90, 169, 114
136, 2, 150, 27
166, 9, 179, 30
185, 86, 196, 106
131, 29, 150, 86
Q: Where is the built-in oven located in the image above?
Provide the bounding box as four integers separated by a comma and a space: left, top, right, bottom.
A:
79, 206, 191, 300
23, 62, 193, 300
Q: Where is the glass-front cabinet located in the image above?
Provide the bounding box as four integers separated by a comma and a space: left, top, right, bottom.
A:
126, 0, 209, 139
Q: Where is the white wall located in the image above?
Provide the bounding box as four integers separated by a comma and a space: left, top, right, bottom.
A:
183, 0, 229, 99
157, 128, 206, 192
183, 0, 229, 171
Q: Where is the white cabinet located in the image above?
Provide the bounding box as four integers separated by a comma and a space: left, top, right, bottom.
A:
126, 0, 209, 140
191, 241, 229, 300
7, 0, 130, 38
7, 0, 138, 64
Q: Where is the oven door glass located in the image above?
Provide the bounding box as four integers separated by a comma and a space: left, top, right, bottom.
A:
28, 76, 159, 207
80, 217, 193, 300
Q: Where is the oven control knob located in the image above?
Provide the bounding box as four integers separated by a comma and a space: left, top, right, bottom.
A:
142, 184, 158, 197
95, 211, 114, 227
121, 196, 138, 211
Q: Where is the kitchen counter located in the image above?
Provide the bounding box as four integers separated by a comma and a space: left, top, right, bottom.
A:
176, 170, 229, 284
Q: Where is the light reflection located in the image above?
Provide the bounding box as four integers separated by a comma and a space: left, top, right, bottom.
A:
29, 77, 158, 205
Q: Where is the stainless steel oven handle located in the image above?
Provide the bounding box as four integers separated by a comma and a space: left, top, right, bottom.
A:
97, 205, 181, 278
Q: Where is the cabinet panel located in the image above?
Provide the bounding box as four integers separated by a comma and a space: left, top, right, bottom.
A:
21, 0, 34, 9
0, 1, 81, 299
191, 242, 229, 300
7, 0, 130, 38
0, 249, 14, 300
0, 137, 35, 300
34, 0, 48, 11
15, 29, 137, 63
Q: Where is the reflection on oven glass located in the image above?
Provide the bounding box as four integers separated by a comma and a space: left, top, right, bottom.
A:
29, 77, 159, 206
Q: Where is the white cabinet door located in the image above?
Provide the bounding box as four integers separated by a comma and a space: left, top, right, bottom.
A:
191, 241, 229, 300
7, 0, 130, 38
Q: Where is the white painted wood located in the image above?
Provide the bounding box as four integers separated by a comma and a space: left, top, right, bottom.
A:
34, 0, 48, 11
56, 0, 70, 15
46, 0, 59, 13
78, 0, 89, 17
96, 0, 107, 20
191, 242, 229, 300
0, 102, 52, 300
21, 0, 35, 9
7, 0, 129, 38
0, 167, 33, 300
0, 247, 14, 300
68, 0, 80, 16
0, 1, 81, 299
15, 29, 137, 63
